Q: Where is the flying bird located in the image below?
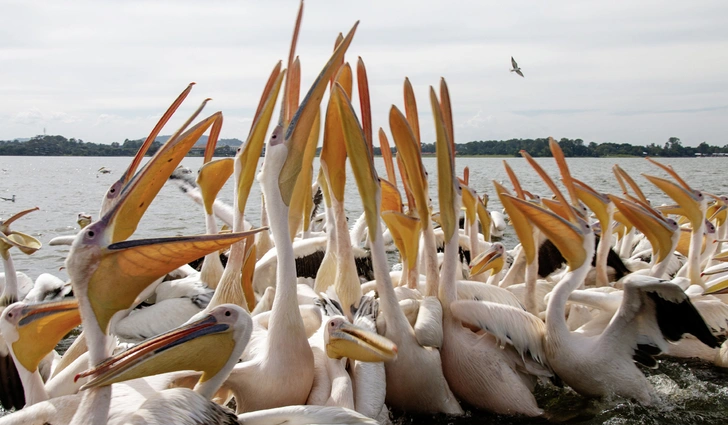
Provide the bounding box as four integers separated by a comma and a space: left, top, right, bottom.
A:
510, 57, 524, 77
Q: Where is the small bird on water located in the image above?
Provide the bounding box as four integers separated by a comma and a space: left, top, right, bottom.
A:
510, 56, 524, 77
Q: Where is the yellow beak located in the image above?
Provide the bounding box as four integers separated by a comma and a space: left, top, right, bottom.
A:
642, 174, 704, 227
609, 195, 678, 263
326, 319, 397, 362
8, 299, 81, 373
431, 84, 459, 242
236, 62, 285, 216
197, 158, 235, 216
0, 207, 42, 259
381, 211, 421, 272
503, 194, 588, 269
78, 308, 241, 389
494, 181, 536, 264
470, 244, 504, 276
278, 22, 359, 206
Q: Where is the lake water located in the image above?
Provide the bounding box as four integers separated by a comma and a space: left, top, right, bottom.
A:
1, 155, 728, 423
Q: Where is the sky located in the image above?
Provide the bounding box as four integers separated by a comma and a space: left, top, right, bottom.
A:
1, 0, 727, 147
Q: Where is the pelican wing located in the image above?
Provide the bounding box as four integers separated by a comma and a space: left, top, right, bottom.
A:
457, 280, 524, 308
598, 276, 720, 362
451, 300, 548, 365
516, 69, 525, 78
566, 288, 623, 313
511, 56, 518, 69
237, 405, 377, 424
692, 298, 728, 334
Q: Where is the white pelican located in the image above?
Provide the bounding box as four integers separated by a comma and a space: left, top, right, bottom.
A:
59, 110, 260, 424
0, 299, 85, 406
335, 82, 462, 414
214, 20, 359, 413
431, 82, 544, 416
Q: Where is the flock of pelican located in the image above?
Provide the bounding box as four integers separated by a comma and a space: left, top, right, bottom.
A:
2, 3, 728, 424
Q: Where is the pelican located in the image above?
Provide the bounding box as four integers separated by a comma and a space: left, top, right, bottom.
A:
1, 207, 44, 410
59, 109, 259, 424
510, 56, 524, 77
336, 82, 462, 414
211, 19, 360, 413
431, 81, 544, 416
452, 153, 719, 404
0, 299, 85, 406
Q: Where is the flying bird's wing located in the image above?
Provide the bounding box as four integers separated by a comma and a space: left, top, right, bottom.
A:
511, 57, 518, 69
516, 69, 524, 78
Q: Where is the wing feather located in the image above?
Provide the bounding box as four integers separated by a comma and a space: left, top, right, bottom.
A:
451, 300, 547, 365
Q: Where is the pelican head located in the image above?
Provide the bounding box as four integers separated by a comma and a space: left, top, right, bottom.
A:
325, 316, 397, 362
78, 304, 252, 400
470, 242, 505, 277
0, 299, 81, 374
77, 213, 93, 229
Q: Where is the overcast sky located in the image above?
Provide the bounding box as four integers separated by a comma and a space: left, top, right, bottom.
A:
2, 0, 727, 147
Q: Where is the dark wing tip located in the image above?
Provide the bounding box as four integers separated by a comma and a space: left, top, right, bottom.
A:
647, 291, 720, 348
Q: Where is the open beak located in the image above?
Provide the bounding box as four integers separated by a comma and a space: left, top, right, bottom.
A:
78, 311, 235, 389
642, 174, 704, 228
332, 84, 381, 238
0, 207, 41, 259
470, 244, 504, 276
197, 158, 235, 215
609, 195, 677, 263
459, 182, 477, 227
476, 197, 492, 242
326, 320, 397, 362
9, 299, 81, 373
277, 22, 359, 207
389, 105, 429, 218
572, 179, 611, 227
431, 83, 460, 242
494, 181, 536, 264
380, 178, 403, 213
504, 194, 588, 270
103, 112, 224, 243
381, 211, 421, 272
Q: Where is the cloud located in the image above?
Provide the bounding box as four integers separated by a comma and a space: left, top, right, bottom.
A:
613, 105, 728, 116
463, 110, 491, 128
10, 109, 81, 125
511, 109, 596, 118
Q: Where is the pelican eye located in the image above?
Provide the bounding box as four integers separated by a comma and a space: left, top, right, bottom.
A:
225, 310, 231, 317
87, 230, 95, 238
109, 188, 115, 193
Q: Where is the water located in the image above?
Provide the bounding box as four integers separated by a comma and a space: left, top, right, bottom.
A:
1, 155, 728, 423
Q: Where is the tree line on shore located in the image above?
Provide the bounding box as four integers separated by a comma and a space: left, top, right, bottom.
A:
1, 135, 726, 158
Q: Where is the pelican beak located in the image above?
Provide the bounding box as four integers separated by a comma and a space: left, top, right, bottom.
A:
504, 194, 588, 269
277, 22, 359, 206
332, 83, 381, 238
470, 245, 503, 276
389, 106, 429, 218
8, 299, 81, 373
77, 213, 93, 229
380, 178, 403, 213
381, 211, 421, 271
476, 197, 492, 242
460, 183, 477, 227
320, 64, 354, 204
494, 181, 536, 264
609, 195, 677, 263
572, 179, 611, 227
0, 230, 41, 259
712, 250, 728, 263
431, 85, 460, 242
78, 310, 237, 389
642, 174, 704, 227
197, 158, 235, 215
0, 207, 41, 259
236, 62, 285, 215
326, 320, 397, 362
103, 112, 224, 243
704, 277, 728, 295
82, 229, 265, 334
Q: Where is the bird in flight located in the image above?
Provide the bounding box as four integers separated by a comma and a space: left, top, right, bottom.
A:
510, 57, 524, 78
